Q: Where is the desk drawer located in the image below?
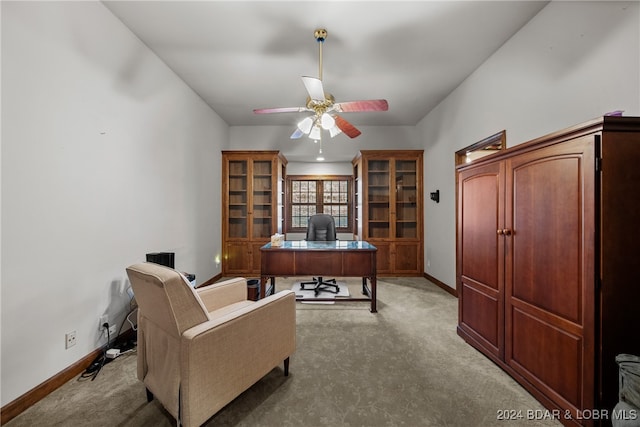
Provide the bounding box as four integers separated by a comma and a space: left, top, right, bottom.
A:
343, 252, 374, 276
261, 251, 295, 275
295, 252, 343, 275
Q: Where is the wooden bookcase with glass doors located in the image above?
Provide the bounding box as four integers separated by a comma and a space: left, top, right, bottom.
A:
222, 151, 287, 275
352, 150, 424, 275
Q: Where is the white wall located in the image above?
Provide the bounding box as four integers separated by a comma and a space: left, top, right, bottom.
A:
1, 2, 228, 405
418, 1, 640, 289
286, 162, 353, 176
230, 125, 421, 242
229, 125, 421, 164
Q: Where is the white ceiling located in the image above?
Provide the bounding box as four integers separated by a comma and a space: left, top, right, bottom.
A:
102, 1, 548, 132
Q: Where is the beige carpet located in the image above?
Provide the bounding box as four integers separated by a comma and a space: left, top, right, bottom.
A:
6, 277, 561, 427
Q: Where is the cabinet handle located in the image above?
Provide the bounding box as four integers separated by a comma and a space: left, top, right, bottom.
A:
502, 229, 512, 236
497, 229, 504, 235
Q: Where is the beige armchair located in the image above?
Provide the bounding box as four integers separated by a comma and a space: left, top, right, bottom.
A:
126, 262, 296, 427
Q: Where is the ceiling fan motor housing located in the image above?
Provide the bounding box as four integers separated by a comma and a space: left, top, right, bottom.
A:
306, 94, 335, 114
314, 28, 327, 42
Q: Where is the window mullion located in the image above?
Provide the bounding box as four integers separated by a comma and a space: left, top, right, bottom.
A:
317, 180, 324, 214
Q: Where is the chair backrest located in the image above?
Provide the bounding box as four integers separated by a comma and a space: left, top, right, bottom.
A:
306, 214, 337, 241
126, 262, 210, 337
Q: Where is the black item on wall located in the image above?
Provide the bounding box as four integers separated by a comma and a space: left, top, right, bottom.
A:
146, 252, 175, 269
430, 190, 440, 203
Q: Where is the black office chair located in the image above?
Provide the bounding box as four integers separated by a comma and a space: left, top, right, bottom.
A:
300, 214, 340, 296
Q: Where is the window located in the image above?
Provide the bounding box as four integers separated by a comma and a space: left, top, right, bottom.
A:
286, 175, 353, 232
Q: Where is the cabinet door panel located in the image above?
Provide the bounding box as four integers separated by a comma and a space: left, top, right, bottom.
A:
509, 155, 585, 323
371, 241, 391, 274
505, 137, 595, 414
395, 159, 418, 239
459, 172, 502, 288
367, 159, 391, 239
226, 160, 248, 239
251, 242, 265, 275
460, 280, 501, 357
224, 242, 251, 274
393, 242, 420, 273
252, 159, 274, 238
457, 162, 504, 358
510, 308, 582, 409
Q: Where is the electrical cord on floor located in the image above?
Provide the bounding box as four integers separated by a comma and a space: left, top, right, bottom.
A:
78, 306, 139, 382
78, 324, 111, 382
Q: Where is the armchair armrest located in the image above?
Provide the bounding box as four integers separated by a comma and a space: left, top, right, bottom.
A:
196, 277, 247, 312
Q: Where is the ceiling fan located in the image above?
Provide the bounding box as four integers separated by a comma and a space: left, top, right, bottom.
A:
253, 28, 388, 140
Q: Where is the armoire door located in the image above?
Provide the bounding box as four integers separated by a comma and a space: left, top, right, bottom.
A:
504, 136, 596, 417
457, 161, 505, 360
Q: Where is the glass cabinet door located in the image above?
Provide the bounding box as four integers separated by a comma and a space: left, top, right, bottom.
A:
251, 159, 273, 238
367, 159, 390, 238
228, 160, 248, 238
395, 159, 418, 238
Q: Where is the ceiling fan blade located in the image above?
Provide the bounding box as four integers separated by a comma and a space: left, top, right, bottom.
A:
301, 76, 325, 101
253, 106, 309, 114
290, 128, 305, 139
334, 115, 362, 138
335, 99, 389, 113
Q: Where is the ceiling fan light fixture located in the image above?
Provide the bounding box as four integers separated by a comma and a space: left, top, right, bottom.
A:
297, 116, 314, 134
316, 144, 324, 161
309, 124, 322, 140
329, 125, 342, 138
320, 112, 335, 130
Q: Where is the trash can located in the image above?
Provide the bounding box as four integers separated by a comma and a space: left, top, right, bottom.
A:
247, 279, 260, 301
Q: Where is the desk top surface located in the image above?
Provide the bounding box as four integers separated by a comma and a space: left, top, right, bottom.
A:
261, 240, 377, 251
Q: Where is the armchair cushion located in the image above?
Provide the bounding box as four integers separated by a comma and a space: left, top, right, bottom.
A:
196, 277, 247, 312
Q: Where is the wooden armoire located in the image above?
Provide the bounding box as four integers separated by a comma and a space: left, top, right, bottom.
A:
352, 150, 424, 275
456, 117, 640, 426
221, 151, 287, 276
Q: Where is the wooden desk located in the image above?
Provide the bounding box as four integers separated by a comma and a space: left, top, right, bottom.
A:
260, 240, 378, 312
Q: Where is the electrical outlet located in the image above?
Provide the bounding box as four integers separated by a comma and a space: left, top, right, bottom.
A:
65, 331, 76, 349
99, 315, 108, 331
102, 323, 117, 338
